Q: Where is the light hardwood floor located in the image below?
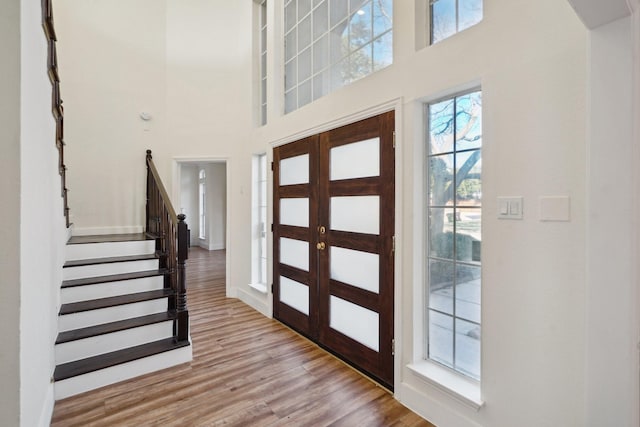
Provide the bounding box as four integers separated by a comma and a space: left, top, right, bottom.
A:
51, 247, 434, 427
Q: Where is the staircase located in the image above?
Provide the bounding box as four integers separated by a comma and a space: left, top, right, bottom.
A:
53, 233, 192, 399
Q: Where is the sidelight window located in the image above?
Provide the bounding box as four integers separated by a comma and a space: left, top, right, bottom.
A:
426, 90, 482, 380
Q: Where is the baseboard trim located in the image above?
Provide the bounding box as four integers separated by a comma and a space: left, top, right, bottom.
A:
73, 226, 144, 236
398, 382, 481, 427
237, 288, 270, 318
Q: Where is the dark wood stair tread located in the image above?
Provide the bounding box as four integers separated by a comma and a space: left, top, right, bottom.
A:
59, 289, 173, 315
54, 337, 190, 381
67, 233, 153, 244
61, 269, 168, 288
56, 312, 177, 344
64, 253, 157, 268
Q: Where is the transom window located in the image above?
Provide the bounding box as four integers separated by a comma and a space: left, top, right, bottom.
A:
284, 0, 393, 113
430, 0, 482, 44
426, 90, 482, 380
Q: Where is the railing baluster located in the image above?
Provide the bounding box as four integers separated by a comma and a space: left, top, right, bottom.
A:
145, 150, 189, 343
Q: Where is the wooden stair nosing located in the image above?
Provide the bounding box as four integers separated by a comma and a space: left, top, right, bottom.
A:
63, 253, 158, 268
53, 337, 190, 381
61, 269, 168, 288
59, 289, 173, 315
55, 311, 177, 344
67, 233, 153, 245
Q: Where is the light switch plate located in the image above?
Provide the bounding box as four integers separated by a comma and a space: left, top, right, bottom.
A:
497, 197, 524, 220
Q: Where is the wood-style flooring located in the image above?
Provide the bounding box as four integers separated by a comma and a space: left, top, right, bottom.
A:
51, 247, 434, 427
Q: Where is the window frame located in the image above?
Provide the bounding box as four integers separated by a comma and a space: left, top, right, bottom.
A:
424, 89, 483, 382
429, 0, 483, 45
283, 0, 394, 114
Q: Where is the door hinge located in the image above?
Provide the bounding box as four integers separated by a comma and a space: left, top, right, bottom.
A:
271, 223, 274, 232
392, 338, 395, 356
271, 284, 274, 293
271, 161, 274, 171
392, 130, 396, 149
392, 236, 396, 253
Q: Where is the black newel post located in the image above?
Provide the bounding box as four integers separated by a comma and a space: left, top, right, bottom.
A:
176, 214, 189, 342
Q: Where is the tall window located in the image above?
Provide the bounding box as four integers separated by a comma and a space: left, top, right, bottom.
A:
284, 0, 393, 113
198, 169, 206, 240
259, 0, 268, 125
430, 0, 482, 44
426, 90, 482, 380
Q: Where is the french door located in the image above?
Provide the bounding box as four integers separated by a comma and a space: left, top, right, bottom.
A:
273, 111, 395, 388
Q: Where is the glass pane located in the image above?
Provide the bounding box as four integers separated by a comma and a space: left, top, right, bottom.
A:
285, 58, 297, 91
330, 296, 379, 351
261, 78, 267, 103
280, 276, 309, 315
429, 259, 454, 315
298, 0, 312, 20
280, 153, 309, 185
298, 79, 312, 108
455, 150, 481, 202
280, 238, 309, 271
429, 208, 455, 260
346, 43, 372, 82
313, 0, 328, 40
456, 91, 482, 150
330, 56, 348, 91
373, 0, 392, 37
428, 154, 454, 205
330, 137, 379, 181
261, 27, 267, 52
261, 52, 267, 76
298, 14, 312, 52
455, 318, 480, 379
285, 30, 297, 62
459, 0, 483, 32
429, 99, 454, 154
330, 246, 379, 293
298, 47, 312, 82
372, 30, 392, 71
456, 208, 481, 262
330, 0, 348, 28
313, 70, 329, 100
349, 1, 372, 51
456, 264, 481, 323
280, 198, 309, 227
431, 0, 456, 44
285, 1, 297, 33
429, 310, 453, 367
285, 89, 297, 113
313, 35, 328, 74
331, 195, 379, 235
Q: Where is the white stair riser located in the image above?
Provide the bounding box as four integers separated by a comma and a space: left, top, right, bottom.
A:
61, 276, 165, 304
54, 345, 192, 400
66, 240, 156, 262
59, 299, 168, 332
55, 321, 174, 364
63, 259, 158, 280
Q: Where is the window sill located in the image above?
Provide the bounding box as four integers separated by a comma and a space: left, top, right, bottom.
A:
407, 360, 484, 411
248, 283, 268, 294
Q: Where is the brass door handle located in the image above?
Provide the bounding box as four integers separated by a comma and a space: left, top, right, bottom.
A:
316, 242, 326, 250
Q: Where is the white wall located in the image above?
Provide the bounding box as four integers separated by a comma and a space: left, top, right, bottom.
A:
0, 0, 22, 424
204, 163, 226, 250
19, 1, 67, 426
55, 0, 168, 235
179, 164, 199, 241
586, 14, 638, 427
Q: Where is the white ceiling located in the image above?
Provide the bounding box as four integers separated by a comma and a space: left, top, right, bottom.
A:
566, 0, 632, 29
